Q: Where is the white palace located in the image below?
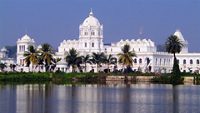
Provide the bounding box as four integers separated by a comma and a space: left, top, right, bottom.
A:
15, 10, 200, 73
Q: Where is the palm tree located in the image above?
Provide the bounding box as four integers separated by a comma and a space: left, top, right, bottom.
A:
40, 43, 54, 72
81, 54, 92, 72
24, 45, 39, 71
104, 54, 117, 72
117, 44, 136, 72
91, 52, 106, 72
65, 48, 82, 72
0, 63, 7, 72
165, 35, 184, 74
50, 58, 61, 71
36, 56, 44, 72
165, 35, 184, 61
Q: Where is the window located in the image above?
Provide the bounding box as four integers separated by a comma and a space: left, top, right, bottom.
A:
183, 59, 186, 64
160, 59, 162, 65
84, 32, 88, 35
177, 59, 179, 64
20, 59, 23, 65
164, 59, 166, 65
23, 45, 25, 51
20, 45, 25, 52
85, 43, 87, 47
146, 57, 150, 65
139, 58, 142, 64
134, 59, 137, 64
190, 59, 193, 64
19, 46, 21, 52
91, 32, 95, 35
155, 58, 157, 65
92, 43, 94, 47
197, 60, 199, 64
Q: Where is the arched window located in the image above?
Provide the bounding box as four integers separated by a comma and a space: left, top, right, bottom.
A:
92, 43, 94, 47
146, 57, 150, 65
139, 58, 142, 64
134, 58, 137, 64
183, 59, 186, 64
197, 60, 200, 64
190, 59, 193, 64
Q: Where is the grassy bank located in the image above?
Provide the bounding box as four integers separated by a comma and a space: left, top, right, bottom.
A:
151, 73, 200, 84
0, 72, 199, 84
0, 72, 51, 83
0, 72, 105, 84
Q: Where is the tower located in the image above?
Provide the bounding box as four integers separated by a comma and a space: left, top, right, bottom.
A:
0, 47, 8, 58
17, 34, 35, 66
79, 10, 104, 54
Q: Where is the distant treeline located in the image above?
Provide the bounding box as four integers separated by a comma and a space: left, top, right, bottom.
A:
5, 45, 17, 59
156, 44, 166, 52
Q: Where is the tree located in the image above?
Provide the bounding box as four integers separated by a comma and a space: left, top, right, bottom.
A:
5, 45, 17, 59
165, 35, 184, 84
117, 44, 136, 72
165, 35, 184, 74
91, 52, 106, 72
0, 63, 7, 72
24, 45, 39, 71
40, 43, 54, 72
103, 54, 117, 72
36, 56, 44, 72
65, 48, 82, 72
50, 58, 61, 71
81, 54, 92, 72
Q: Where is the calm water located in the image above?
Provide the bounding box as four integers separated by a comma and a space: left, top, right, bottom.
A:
0, 84, 200, 113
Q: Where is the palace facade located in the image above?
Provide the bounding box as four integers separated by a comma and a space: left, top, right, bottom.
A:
16, 11, 200, 73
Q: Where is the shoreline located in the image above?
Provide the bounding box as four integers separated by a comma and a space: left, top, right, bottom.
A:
0, 72, 199, 85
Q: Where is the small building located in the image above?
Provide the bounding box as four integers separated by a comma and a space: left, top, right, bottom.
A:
0, 47, 15, 72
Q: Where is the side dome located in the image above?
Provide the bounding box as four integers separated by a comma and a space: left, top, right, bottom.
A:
174, 30, 185, 42
81, 10, 101, 27
1, 47, 7, 52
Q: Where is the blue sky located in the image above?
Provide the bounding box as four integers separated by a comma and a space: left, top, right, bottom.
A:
0, 0, 200, 52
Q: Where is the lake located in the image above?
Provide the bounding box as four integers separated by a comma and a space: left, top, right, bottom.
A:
0, 84, 200, 113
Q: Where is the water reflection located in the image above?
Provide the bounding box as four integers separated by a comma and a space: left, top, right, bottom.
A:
0, 84, 200, 113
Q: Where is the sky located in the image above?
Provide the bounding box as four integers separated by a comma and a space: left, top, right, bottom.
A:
0, 0, 200, 52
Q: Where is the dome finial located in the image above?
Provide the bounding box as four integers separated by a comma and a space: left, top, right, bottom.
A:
89, 8, 93, 16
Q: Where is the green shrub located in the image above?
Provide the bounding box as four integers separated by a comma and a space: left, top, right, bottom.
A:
151, 75, 171, 84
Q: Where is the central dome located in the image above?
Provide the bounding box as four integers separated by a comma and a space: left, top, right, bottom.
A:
82, 10, 101, 27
